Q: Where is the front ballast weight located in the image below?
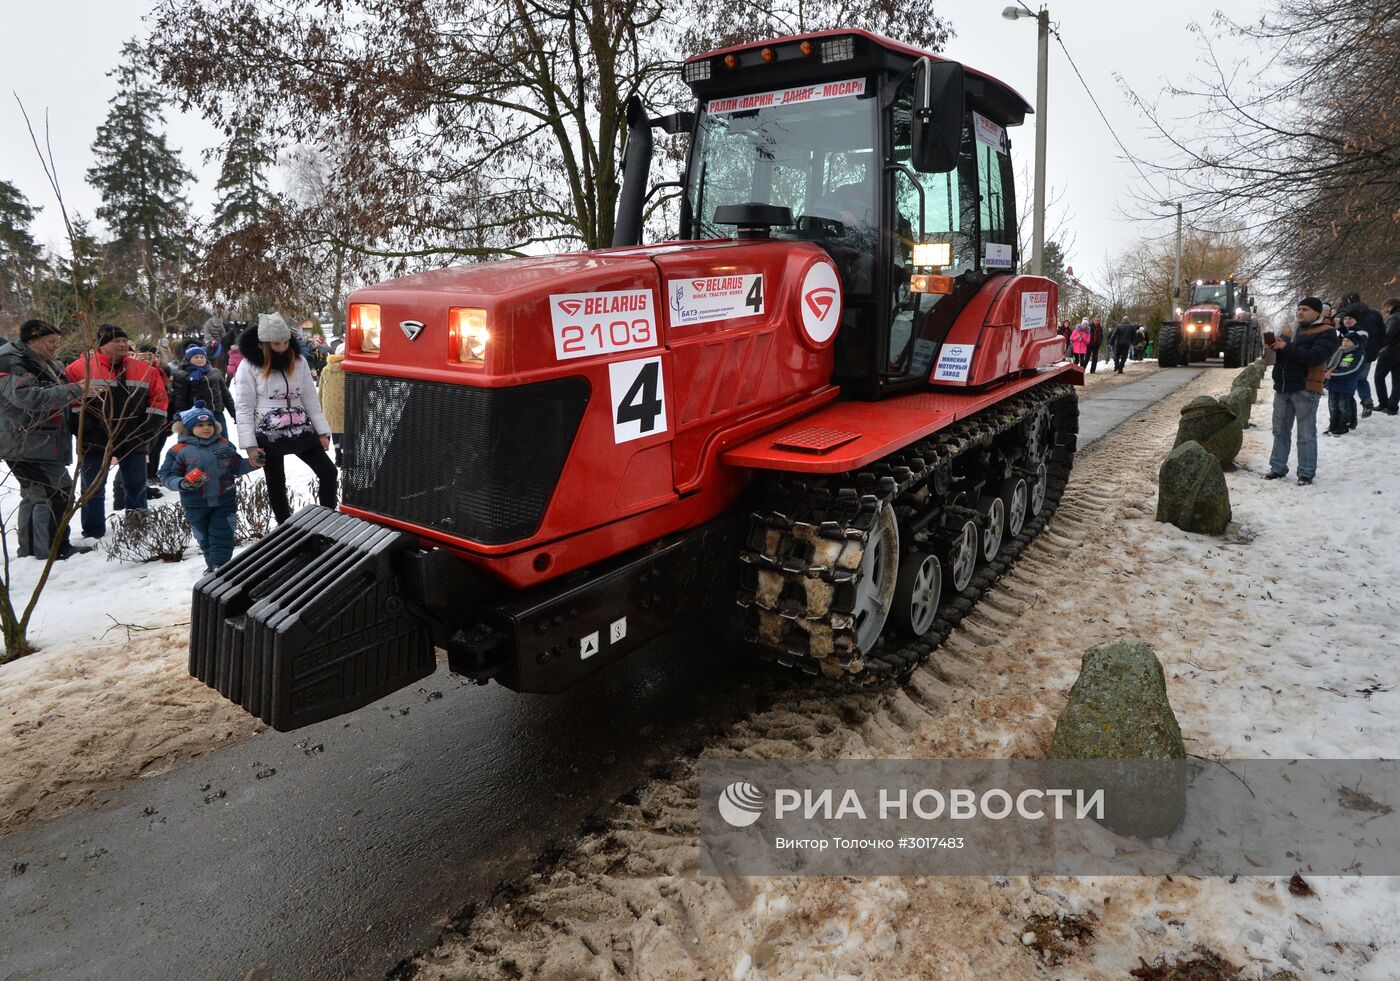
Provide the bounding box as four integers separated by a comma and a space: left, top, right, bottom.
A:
190, 506, 435, 732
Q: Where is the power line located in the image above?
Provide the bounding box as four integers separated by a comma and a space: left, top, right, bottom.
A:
1047, 24, 1166, 201
1012, 5, 1170, 203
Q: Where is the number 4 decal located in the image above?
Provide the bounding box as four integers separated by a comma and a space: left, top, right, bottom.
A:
608, 356, 668, 444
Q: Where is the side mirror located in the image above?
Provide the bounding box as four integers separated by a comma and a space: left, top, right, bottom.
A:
912, 58, 965, 173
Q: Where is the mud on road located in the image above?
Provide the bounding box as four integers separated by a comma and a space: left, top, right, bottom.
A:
402, 366, 1386, 981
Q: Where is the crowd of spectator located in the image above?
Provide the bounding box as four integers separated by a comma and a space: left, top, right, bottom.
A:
0, 314, 343, 570
1266, 292, 1400, 486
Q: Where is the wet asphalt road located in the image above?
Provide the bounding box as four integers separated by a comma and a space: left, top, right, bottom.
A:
0, 365, 1209, 981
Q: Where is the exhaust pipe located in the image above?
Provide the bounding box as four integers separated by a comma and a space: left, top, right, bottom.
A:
612, 96, 652, 248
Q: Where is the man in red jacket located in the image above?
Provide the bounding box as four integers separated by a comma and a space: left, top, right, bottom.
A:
64, 324, 169, 538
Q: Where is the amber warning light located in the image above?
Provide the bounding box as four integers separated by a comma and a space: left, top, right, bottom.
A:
349, 303, 381, 354
911, 274, 955, 295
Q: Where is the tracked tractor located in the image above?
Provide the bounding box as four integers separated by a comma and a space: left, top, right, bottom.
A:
1156, 278, 1261, 368
190, 29, 1083, 731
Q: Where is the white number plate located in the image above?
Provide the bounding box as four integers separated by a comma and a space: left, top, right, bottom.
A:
550, 290, 657, 360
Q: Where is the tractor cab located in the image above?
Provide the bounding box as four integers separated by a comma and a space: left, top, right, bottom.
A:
1189, 279, 1250, 316
676, 30, 1031, 399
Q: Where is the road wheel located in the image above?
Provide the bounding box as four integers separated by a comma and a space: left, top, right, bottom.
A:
1028, 461, 1049, 517
979, 494, 1005, 562
891, 550, 942, 637
851, 503, 899, 651
1157, 323, 1183, 367
944, 518, 979, 594
1001, 476, 1028, 537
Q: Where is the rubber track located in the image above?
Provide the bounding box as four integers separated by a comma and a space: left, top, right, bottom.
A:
737, 383, 1078, 686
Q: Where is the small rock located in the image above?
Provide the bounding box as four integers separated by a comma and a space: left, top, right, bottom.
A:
11, 862, 26, 876
255, 768, 276, 780
732, 952, 752, 980
1021, 931, 1036, 945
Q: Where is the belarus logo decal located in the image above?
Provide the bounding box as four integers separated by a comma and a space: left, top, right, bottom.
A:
399, 320, 424, 341
556, 299, 583, 316
804, 288, 837, 322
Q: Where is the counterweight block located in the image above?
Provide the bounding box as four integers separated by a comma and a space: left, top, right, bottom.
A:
190, 506, 435, 732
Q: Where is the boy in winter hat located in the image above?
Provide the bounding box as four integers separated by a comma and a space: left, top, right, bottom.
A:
1323, 326, 1368, 435
157, 401, 260, 572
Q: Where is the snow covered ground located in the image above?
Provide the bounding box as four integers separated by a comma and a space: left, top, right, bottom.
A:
0, 457, 322, 834
408, 365, 1400, 980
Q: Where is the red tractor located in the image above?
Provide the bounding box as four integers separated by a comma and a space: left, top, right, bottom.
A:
1156, 278, 1261, 368
190, 29, 1083, 731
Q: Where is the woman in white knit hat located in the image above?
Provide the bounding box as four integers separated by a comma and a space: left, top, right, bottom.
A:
233, 313, 337, 523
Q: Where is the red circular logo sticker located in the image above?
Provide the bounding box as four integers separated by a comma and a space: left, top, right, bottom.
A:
797, 261, 842, 345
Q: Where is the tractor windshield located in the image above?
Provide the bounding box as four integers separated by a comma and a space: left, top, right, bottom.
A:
686, 81, 878, 292
1190, 283, 1229, 307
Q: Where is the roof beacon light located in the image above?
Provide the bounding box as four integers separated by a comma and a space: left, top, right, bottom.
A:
724, 54, 738, 69
761, 46, 775, 62
821, 37, 854, 62
800, 40, 814, 56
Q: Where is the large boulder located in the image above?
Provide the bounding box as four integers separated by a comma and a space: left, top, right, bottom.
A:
1173, 396, 1243, 468
1222, 385, 1254, 428
1156, 440, 1231, 535
1050, 641, 1187, 838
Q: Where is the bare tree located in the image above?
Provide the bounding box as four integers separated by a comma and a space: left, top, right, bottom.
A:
146, 0, 953, 301
1123, 0, 1400, 301
0, 104, 152, 662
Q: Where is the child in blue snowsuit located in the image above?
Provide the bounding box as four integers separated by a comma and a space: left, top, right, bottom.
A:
158, 401, 258, 571
1324, 329, 1368, 435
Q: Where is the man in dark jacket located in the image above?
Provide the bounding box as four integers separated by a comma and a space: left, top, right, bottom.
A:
1338, 293, 1386, 415
64, 324, 170, 538
1106, 318, 1136, 373
1265, 297, 1339, 485
0, 320, 91, 559
1375, 297, 1400, 415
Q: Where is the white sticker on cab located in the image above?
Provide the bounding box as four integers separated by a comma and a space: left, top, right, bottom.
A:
667, 274, 764, 327
609, 356, 668, 444
550, 290, 657, 360
1020, 291, 1050, 330
934, 343, 976, 383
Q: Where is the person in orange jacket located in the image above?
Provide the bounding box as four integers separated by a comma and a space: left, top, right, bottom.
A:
64, 324, 169, 538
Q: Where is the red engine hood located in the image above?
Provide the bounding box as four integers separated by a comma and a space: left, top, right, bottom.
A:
357, 241, 741, 298
344, 239, 825, 382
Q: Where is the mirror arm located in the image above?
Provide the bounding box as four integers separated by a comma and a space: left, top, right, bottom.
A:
886, 163, 926, 240
644, 180, 683, 204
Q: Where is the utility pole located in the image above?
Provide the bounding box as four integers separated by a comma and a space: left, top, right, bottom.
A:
1032, 8, 1049, 277
1004, 6, 1051, 276
1159, 200, 1182, 313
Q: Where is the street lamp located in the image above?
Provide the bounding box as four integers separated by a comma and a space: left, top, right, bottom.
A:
1003, 5, 1049, 277
1158, 200, 1183, 311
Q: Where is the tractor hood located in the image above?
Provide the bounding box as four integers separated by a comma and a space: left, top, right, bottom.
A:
344, 238, 838, 382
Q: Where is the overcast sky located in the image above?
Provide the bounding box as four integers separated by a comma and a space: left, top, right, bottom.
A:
1, 0, 1267, 297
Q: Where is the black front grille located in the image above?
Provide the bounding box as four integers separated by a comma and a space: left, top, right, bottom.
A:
343, 374, 590, 545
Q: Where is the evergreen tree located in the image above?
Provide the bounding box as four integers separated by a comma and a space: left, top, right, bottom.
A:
0, 179, 41, 321
212, 123, 272, 230
87, 40, 193, 270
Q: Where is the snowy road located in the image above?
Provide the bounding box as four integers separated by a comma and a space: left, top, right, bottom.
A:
0, 366, 1206, 980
